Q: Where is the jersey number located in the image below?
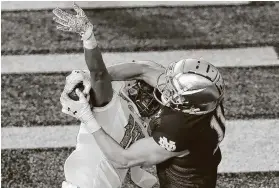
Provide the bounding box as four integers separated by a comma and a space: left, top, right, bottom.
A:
210, 105, 226, 153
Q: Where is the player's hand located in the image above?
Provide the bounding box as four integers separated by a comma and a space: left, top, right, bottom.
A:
62, 181, 79, 188
64, 70, 91, 99
53, 3, 93, 40
60, 87, 95, 124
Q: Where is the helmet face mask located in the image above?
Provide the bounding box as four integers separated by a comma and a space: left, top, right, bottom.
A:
128, 81, 161, 117
154, 59, 225, 115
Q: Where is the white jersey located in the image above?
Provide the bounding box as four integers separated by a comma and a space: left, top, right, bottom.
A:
63, 81, 157, 188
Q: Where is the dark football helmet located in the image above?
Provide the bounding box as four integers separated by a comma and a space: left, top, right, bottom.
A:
154, 58, 225, 115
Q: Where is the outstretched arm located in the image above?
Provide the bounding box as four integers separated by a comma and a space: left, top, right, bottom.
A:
107, 61, 165, 88
84, 38, 113, 107
53, 4, 113, 107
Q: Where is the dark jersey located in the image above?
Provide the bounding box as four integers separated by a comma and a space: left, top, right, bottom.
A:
150, 102, 225, 167
129, 79, 228, 188
149, 103, 225, 188
128, 80, 225, 187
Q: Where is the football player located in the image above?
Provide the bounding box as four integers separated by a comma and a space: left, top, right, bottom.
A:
107, 59, 226, 188
61, 72, 158, 188
55, 4, 226, 188
53, 4, 158, 188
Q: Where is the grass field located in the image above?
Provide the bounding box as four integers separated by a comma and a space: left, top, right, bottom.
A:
1, 2, 279, 188
1, 3, 279, 55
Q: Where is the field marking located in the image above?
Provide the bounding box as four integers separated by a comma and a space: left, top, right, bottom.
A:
218, 119, 279, 173
2, 119, 279, 173
1, 1, 249, 11
1, 125, 80, 149
2, 47, 278, 73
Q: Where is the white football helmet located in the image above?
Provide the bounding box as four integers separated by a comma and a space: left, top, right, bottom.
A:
154, 58, 225, 115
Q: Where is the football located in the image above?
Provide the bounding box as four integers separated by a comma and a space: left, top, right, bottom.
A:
68, 82, 85, 101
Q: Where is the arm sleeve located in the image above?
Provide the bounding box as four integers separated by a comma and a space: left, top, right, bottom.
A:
151, 114, 192, 152
84, 43, 113, 107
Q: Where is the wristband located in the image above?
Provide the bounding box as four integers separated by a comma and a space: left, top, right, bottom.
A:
83, 31, 98, 49
84, 117, 101, 133
81, 24, 93, 40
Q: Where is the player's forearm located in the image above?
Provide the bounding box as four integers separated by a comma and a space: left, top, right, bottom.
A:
119, 138, 170, 169
92, 128, 130, 168
87, 119, 151, 169
84, 40, 106, 72
107, 63, 146, 81
107, 63, 164, 88
83, 32, 113, 107
92, 129, 150, 169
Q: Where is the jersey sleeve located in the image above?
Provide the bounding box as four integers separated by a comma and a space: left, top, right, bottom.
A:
151, 113, 193, 152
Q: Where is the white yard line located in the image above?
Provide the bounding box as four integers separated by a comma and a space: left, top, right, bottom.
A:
218, 119, 279, 173
2, 47, 278, 73
1, 125, 80, 149
1, 1, 249, 11
2, 119, 279, 173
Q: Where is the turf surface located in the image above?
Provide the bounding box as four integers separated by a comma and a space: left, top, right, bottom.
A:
2, 3, 279, 188
1, 3, 279, 55
2, 148, 279, 188
2, 66, 279, 127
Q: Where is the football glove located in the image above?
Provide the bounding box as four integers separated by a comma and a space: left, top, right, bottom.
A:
53, 3, 93, 40
60, 88, 101, 133
60, 87, 93, 123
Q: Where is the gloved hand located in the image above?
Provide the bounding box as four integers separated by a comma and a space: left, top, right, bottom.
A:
60, 87, 94, 124
62, 181, 79, 188
64, 70, 91, 101
53, 3, 93, 40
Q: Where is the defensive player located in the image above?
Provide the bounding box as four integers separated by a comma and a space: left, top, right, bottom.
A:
55, 4, 226, 188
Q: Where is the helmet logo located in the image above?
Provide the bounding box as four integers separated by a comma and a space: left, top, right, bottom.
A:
180, 88, 206, 95
158, 137, 176, 151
